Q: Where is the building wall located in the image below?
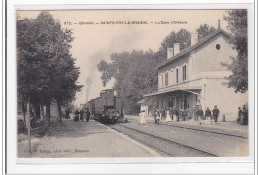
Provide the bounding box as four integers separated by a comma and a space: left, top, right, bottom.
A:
191, 34, 236, 75
158, 55, 189, 89
205, 78, 248, 120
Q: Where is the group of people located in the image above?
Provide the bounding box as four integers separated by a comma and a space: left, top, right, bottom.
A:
139, 104, 249, 126
138, 105, 221, 125
237, 105, 248, 125
139, 107, 180, 125
194, 105, 220, 124
153, 107, 180, 124
73, 108, 91, 122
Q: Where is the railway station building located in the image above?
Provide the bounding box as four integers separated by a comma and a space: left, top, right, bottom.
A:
143, 24, 248, 120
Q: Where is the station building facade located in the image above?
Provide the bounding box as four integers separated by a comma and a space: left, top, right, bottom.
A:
144, 27, 248, 119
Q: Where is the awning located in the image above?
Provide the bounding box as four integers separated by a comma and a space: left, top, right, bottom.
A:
143, 86, 202, 97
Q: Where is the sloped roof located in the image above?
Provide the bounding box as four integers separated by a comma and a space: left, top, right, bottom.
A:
156, 29, 231, 69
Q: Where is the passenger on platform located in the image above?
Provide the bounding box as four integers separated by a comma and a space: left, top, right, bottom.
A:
156, 108, 161, 123
153, 108, 159, 124
194, 107, 198, 121
242, 105, 248, 125
139, 110, 147, 125
212, 106, 220, 123
80, 110, 84, 121
158, 109, 162, 121
161, 108, 166, 121
173, 107, 179, 122
205, 107, 211, 124
83, 108, 86, 121
191, 106, 196, 121
165, 107, 172, 123
169, 107, 174, 120
74, 110, 79, 122
86, 109, 91, 122
237, 107, 242, 124
197, 106, 204, 123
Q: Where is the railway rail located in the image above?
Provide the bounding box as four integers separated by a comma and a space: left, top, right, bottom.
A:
109, 124, 219, 157
159, 123, 248, 139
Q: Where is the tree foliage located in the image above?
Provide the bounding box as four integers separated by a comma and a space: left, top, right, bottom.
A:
17, 12, 82, 125
223, 10, 248, 93
196, 24, 217, 41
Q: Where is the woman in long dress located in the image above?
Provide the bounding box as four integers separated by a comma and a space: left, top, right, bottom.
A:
139, 110, 147, 125
165, 108, 172, 123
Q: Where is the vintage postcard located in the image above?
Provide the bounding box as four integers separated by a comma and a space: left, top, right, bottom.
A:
16, 9, 251, 160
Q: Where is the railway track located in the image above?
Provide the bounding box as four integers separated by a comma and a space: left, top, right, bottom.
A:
159, 123, 248, 139
109, 124, 219, 157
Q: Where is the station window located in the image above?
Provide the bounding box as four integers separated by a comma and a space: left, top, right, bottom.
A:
176, 68, 179, 83
165, 72, 168, 86
183, 65, 187, 81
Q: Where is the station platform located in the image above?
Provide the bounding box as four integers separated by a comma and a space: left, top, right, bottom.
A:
17, 120, 160, 158
125, 115, 249, 138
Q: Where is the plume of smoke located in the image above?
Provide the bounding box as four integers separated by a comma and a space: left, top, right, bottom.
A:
85, 77, 92, 102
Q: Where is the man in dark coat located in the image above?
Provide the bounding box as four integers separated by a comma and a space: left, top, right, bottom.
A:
80, 110, 84, 121
74, 110, 79, 122
86, 109, 91, 122
153, 108, 159, 124
242, 105, 248, 125
169, 107, 174, 120
237, 107, 242, 124
205, 107, 211, 124
197, 107, 204, 122
212, 106, 220, 123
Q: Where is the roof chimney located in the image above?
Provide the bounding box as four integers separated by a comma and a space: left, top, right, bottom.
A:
167, 48, 174, 59
173, 43, 180, 56
191, 32, 198, 46
218, 19, 221, 29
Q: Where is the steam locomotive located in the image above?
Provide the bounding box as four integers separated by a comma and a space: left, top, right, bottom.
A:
86, 89, 124, 124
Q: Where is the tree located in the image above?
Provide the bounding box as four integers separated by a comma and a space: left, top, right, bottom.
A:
97, 50, 159, 114
17, 12, 82, 126
196, 24, 217, 41
52, 54, 83, 125
223, 10, 248, 93
160, 29, 191, 58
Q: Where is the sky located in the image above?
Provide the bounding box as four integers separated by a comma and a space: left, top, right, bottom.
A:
17, 10, 229, 108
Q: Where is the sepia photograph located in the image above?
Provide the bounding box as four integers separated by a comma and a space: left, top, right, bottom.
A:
16, 9, 249, 159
